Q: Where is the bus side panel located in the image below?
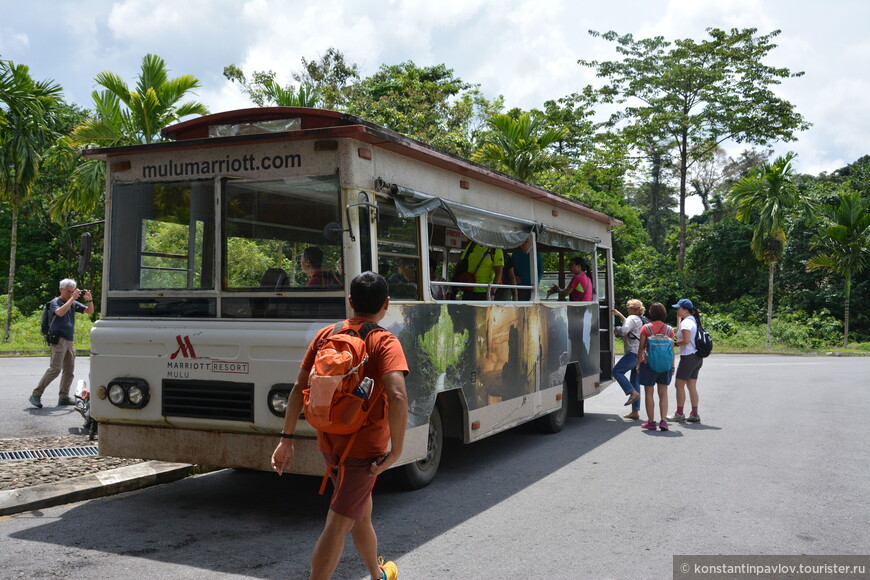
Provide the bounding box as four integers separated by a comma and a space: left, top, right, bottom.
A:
381, 303, 575, 442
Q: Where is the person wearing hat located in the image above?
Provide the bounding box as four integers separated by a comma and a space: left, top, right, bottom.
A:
669, 298, 703, 423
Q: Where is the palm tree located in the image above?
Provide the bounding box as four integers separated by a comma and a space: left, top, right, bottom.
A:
60, 54, 209, 217
728, 152, 809, 348
807, 189, 870, 347
1, 60, 63, 341
473, 113, 567, 182
262, 79, 321, 107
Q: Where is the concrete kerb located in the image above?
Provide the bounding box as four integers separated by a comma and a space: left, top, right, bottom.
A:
0, 461, 209, 516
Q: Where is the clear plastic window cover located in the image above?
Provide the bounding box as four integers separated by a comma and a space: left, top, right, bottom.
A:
208, 118, 301, 138
390, 189, 597, 252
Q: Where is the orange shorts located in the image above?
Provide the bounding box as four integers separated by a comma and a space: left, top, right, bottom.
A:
323, 454, 377, 520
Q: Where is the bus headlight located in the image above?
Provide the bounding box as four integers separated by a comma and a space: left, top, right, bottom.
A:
107, 378, 150, 409
108, 384, 126, 405
127, 385, 147, 406
268, 384, 293, 417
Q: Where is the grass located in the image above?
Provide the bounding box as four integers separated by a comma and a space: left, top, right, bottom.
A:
616, 331, 869, 356
0, 310, 93, 354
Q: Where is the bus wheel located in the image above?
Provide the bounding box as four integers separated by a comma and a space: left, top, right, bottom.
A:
537, 381, 568, 434
397, 405, 443, 489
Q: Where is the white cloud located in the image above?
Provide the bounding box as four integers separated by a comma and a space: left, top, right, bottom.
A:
0, 28, 29, 54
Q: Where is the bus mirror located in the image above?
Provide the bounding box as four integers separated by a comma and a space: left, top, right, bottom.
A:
78, 232, 92, 275
323, 222, 345, 243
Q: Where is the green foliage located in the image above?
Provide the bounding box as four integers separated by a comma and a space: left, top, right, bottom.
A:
1, 59, 65, 342
294, 47, 361, 109
66, 54, 209, 219
0, 294, 22, 323
612, 245, 684, 310
473, 113, 568, 181
223, 64, 322, 107
685, 215, 767, 304
700, 313, 736, 338
710, 296, 767, 325
693, 310, 844, 351
0, 303, 94, 351
806, 187, 870, 346
771, 309, 843, 349
729, 152, 809, 264
73, 54, 208, 147
345, 61, 502, 158
4, 48, 870, 352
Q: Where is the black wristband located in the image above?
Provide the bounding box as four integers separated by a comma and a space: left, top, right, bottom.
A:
278, 432, 295, 439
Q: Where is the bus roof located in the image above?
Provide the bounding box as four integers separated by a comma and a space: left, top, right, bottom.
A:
83, 107, 621, 227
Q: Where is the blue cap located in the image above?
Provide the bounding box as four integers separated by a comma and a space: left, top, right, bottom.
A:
672, 298, 694, 310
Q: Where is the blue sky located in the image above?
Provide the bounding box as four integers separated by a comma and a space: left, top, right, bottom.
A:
3, 0, 868, 213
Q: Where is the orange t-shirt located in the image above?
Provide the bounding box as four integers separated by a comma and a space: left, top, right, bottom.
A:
301, 317, 409, 458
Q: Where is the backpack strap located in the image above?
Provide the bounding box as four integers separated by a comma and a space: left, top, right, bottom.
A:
47, 300, 58, 332
470, 247, 488, 276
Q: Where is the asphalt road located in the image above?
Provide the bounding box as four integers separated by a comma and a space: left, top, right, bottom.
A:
1, 356, 92, 439
1, 354, 868, 579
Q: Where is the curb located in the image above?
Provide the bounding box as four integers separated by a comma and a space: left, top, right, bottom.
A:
0, 461, 201, 516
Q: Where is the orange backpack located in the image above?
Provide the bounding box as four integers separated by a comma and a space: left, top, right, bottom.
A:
303, 320, 385, 495
303, 321, 383, 434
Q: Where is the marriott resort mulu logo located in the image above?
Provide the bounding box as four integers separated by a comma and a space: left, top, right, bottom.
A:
170, 335, 197, 359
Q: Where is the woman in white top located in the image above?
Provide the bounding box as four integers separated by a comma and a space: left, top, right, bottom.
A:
611, 299, 645, 419
670, 298, 703, 423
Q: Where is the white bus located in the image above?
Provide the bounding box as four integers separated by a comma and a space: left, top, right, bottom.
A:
83, 107, 620, 488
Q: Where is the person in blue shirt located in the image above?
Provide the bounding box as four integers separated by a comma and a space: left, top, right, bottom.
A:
29, 279, 94, 408
511, 238, 543, 300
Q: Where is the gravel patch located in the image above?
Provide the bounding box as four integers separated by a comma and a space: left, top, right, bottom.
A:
0, 435, 143, 491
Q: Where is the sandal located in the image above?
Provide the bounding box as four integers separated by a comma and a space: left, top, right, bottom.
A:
623, 412, 640, 420
624, 391, 641, 406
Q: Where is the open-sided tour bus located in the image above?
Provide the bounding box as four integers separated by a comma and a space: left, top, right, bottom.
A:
83, 107, 620, 488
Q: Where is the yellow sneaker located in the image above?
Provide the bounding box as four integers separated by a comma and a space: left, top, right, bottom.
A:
378, 556, 398, 580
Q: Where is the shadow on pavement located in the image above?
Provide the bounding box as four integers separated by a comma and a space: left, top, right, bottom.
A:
9, 411, 632, 579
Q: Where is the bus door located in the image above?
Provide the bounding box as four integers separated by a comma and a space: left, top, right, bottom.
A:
596, 246, 614, 382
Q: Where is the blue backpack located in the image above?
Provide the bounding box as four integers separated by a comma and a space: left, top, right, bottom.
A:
644, 323, 674, 373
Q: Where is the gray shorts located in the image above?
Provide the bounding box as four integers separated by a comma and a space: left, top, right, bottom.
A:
675, 353, 703, 381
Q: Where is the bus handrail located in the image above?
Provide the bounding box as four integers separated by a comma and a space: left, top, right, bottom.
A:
431, 281, 534, 290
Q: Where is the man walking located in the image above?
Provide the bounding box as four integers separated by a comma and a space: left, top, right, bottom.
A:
29, 279, 93, 408
271, 271, 407, 580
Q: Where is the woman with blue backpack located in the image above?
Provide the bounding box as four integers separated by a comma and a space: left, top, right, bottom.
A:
636, 302, 675, 431
669, 298, 704, 424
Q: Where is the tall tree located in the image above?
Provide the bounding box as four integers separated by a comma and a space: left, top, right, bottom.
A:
293, 47, 360, 110
64, 54, 209, 216
344, 61, 502, 158
581, 28, 810, 270
472, 113, 567, 181
631, 140, 679, 251
0, 60, 63, 341
806, 189, 870, 347
729, 152, 810, 348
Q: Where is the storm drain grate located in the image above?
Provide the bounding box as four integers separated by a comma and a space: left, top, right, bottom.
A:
0, 446, 99, 461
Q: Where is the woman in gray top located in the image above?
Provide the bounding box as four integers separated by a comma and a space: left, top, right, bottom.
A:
611, 299, 645, 419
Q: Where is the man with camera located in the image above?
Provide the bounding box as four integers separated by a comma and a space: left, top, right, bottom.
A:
29, 279, 93, 408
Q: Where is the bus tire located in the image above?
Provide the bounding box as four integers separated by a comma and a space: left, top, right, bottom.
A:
537, 381, 569, 433
396, 405, 443, 490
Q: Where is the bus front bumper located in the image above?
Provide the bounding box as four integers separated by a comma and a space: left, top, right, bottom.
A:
98, 423, 324, 476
